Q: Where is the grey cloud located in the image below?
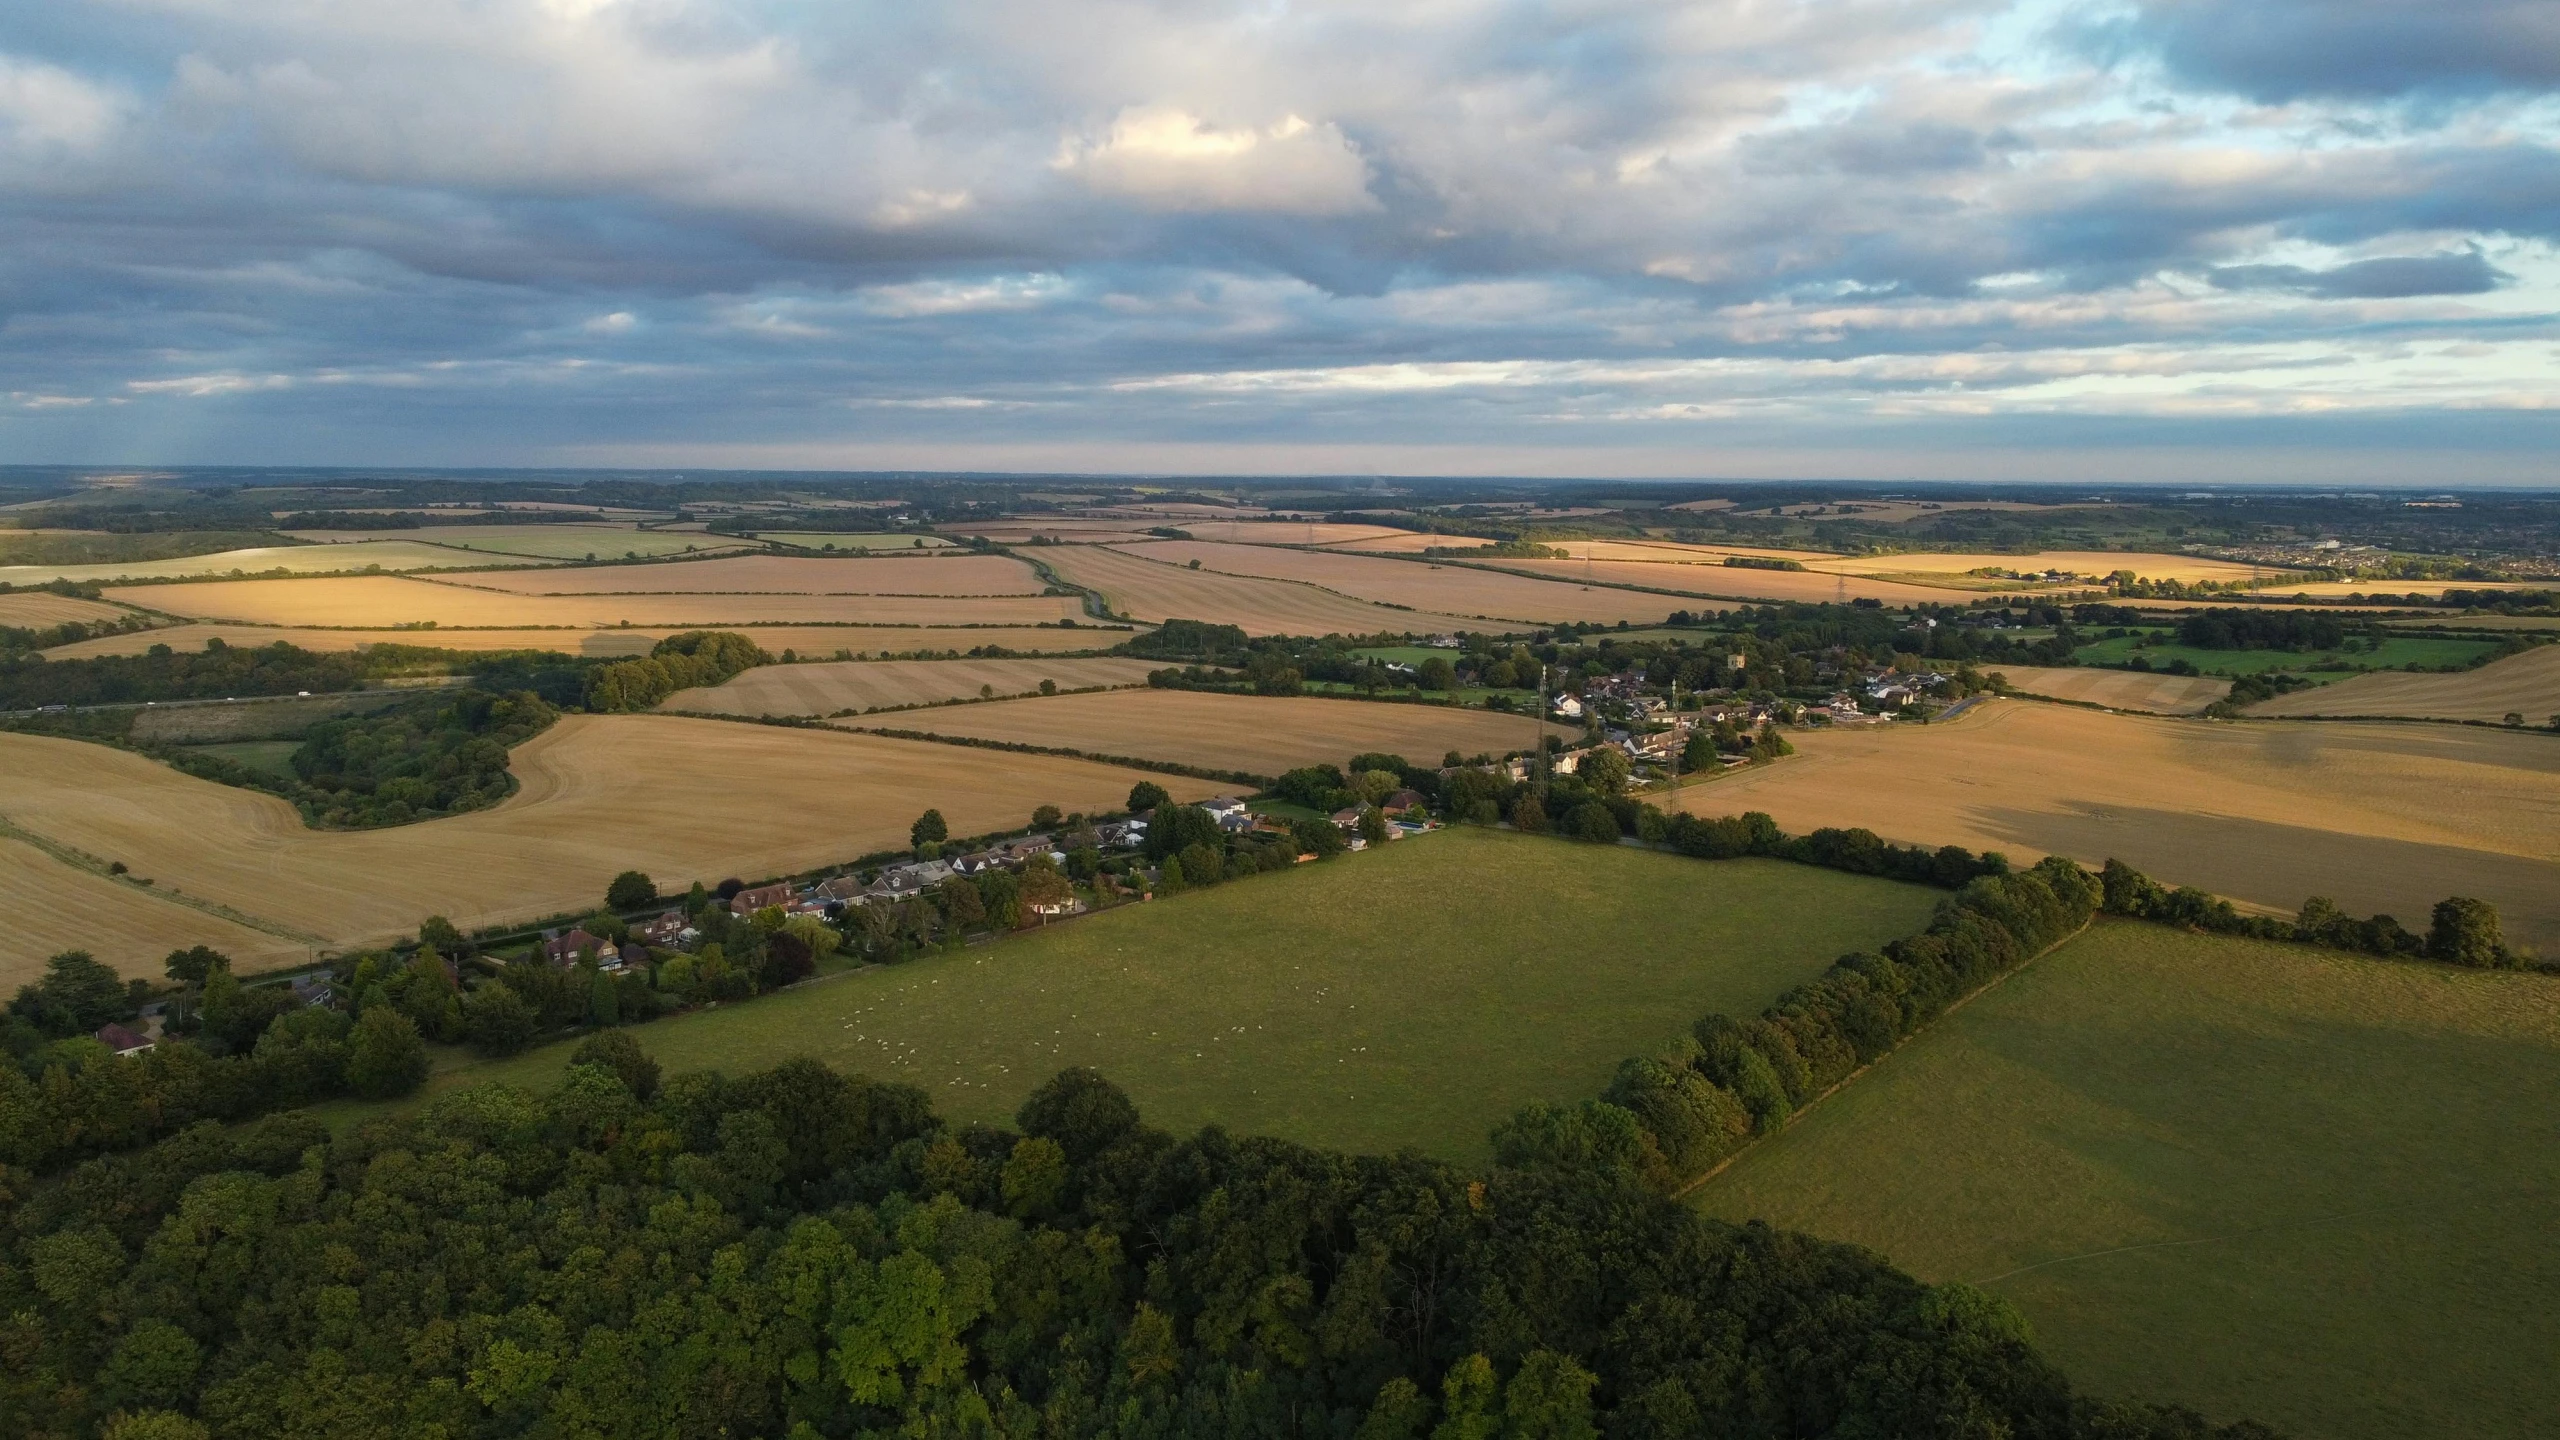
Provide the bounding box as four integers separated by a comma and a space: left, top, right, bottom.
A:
2105, 0, 2560, 101
2208, 250, 2511, 298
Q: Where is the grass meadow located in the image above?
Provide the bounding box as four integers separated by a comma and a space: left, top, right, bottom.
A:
1694, 919, 2560, 1440
331, 829, 1940, 1159
2069, 630, 2497, 678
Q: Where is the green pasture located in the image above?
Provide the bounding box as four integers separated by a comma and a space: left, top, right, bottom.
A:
2070, 630, 2495, 681
337, 829, 1936, 1160
422, 526, 733, 560
1693, 920, 2560, 1440
178, 740, 300, 778
1348, 645, 1457, 666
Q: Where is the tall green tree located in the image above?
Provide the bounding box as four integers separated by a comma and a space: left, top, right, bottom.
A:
344, 1007, 428, 1099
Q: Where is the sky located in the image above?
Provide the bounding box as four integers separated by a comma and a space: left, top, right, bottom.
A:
1, 0, 2556, 482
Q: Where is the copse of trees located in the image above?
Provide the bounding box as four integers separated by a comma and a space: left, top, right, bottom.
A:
0, 1060, 2280, 1439
2174, 608, 2355, 653
582, 629, 768, 711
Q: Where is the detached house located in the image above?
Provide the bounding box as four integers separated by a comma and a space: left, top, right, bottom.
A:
729, 883, 792, 916
542, 928, 607, 967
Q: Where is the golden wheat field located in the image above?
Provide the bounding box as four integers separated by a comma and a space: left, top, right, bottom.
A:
279, 525, 728, 560
1107, 541, 1706, 625
1489, 556, 1967, 606
1676, 700, 2560, 952
0, 591, 136, 626
845, 689, 1577, 776
1984, 665, 2233, 714
2253, 580, 2553, 601
0, 720, 1223, 959
2244, 646, 2560, 723
42, 622, 1128, 659
1037, 544, 1491, 636
107, 575, 1084, 629
0, 541, 558, 588
1547, 539, 1838, 563
452, 552, 1046, 597
0, 834, 314, 987
1328, 532, 1506, 554
664, 657, 1163, 715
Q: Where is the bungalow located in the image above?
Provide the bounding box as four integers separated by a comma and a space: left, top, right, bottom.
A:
1095, 819, 1147, 849
289, 974, 335, 1008
542, 928, 607, 967
95, 1023, 153, 1056
994, 834, 1061, 865
1201, 797, 1252, 832
1380, 789, 1427, 816
729, 882, 792, 916
870, 858, 954, 899
1330, 806, 1366, 830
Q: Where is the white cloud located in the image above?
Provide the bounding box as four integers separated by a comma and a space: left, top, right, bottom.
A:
0, 52, 131, 167
1056, 107, 1378, 214
127, 372, 294, 397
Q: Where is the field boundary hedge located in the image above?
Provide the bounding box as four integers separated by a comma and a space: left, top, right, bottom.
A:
785, 719, 1274, 787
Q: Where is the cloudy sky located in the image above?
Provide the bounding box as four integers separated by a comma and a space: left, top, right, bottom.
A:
2, 0, 2555, 481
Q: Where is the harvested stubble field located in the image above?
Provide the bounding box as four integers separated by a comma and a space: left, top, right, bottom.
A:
1489, 556, 1964, 606
1547, 539, 1836, 563
109, 575, 1084, 629
0, 719, 1224, 966
2244, 645, 2560, 722
1801, 549, 2290, 586
1696, 920, 2560, 1440
0, 833, 312, 989
2385, 614, 2560, 631
840, 688, 1575, 776
665, 657, 1163, 716
2258, 580, 2552, 601
765, 533, 959, 550
1984, 665, 2232, 714
1037, 544, 1490, 636
0, 591, 138, 627
1675, 699, 2560, 953
353, 830, 1942, 1159
280, 526, 725, 560
42, 622, 1126, 660
1107, 541, 1702, 625
453, 552, 1044, 597
0, 541, 558, 587
1175, 521, 1417, 546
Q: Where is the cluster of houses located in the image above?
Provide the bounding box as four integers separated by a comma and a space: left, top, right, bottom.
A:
536, 797, 1310, 966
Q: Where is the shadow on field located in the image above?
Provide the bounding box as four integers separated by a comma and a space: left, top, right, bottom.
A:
1975, 802, 2560, 956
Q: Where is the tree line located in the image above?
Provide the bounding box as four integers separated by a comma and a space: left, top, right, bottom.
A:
580, 630, 770, 711
0, 1058, 2282, 1439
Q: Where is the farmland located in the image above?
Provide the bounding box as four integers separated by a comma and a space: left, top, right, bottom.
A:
1037, 544, 1491, 636
281, 525, 727, 559
107, 574, 1084, 629
0, 718, 1224, 973
41, 622, 1128, 659
665, 656, 1163, 715
1177, 521, 1418, 546
454, 552, 1045, 596
1108, 540, 1704, 624
0, 540, 558, 587
1488, 555, 1972, 606
1695, 921, 2560, 1440
2244, 644, 2560, 721
0, 591, 137, 626
841, 688, 1574, 776
763, 533, 959, 550
0, 832, 312, 992
354, 830, 1943, 1160
1983, 665, 2231, 713
1677, 699, 2560, 952
2069, 629, 2497, 678
1801, 549, 2290, 586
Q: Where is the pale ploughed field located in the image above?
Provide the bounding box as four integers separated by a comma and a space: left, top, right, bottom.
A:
108, 575, 1084, 629
0, 591, 137, 627
1169, 521, 1416, 546
44, 622, 1129, 659
2245, 646, 2560, 723
1037, 545, 1492, 636
0, 540, 559, 587
1106, 541, 1703, 626
1985, 665, 2233, 714
665, 657, 1162, 716
0, 834, 312, 990
841, 688, 1577, 777
1677, 699, 2560, 953
0, 719, 1225, 976
451, 552, 1045, 597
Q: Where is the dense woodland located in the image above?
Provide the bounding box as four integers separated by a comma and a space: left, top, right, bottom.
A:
0, 1053, 2286, 1440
